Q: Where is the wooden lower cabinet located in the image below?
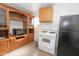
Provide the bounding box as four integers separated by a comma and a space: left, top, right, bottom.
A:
9, 37, 16, 51
29, 33, 34, 43
9, 35, 28, 50
0, 34, 33, 55
24, 35, 28, 44
0, 39, 10, 55
16, 38, 25, 48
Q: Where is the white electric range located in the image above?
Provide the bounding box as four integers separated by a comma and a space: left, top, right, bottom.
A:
38, 30, 57, 55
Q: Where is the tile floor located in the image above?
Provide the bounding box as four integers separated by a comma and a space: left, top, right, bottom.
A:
4, 42, 52, 56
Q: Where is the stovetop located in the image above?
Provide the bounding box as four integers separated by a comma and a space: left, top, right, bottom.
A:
39, 30, 57, 37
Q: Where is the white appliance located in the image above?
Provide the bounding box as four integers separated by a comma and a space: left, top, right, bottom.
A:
38, 30, 57, 55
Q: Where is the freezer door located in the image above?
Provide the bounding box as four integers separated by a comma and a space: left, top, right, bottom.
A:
60, 15, 79, 31
59, 16, 73, 30
72, 15, 79, 31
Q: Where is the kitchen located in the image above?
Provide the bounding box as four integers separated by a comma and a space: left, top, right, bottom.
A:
0, 3, 79, 56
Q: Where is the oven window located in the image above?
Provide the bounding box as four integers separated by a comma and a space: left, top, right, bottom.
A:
42, 38, 50, 43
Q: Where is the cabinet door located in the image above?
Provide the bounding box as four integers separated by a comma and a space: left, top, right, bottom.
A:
16, 38, 25, 48
39, 8, 47, 20
47, 7, 53, 22
0, 8, 6, 27
0, 39, 10, 55
29, 34, 34, 42
24, 35, 28, 44
10, 38, 16, 51
39, 7, 53, 22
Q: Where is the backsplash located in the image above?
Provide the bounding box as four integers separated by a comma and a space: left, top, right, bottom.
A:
38, 23, 52, 29
37, 23, 58, 31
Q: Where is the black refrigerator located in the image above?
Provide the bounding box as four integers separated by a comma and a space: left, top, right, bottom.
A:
57, 15, 79, 56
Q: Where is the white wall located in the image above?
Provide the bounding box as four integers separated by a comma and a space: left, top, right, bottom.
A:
53, 3, 79, 29
35, 3, 79, 41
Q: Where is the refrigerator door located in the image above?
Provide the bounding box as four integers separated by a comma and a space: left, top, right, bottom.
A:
57, 31, 79, 56
71, 31, 79, 48
57, 15, 79, 56
57, 31, 77, 56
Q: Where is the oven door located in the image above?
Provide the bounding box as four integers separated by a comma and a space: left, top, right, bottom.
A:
39, 34, 55, 50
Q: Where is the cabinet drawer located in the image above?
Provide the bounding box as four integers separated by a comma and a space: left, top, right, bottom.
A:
0, 39, 9, 49
0, 41, 7, 47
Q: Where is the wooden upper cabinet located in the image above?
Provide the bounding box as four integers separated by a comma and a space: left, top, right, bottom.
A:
0, 8, 6, 27
39, 6, 53, 22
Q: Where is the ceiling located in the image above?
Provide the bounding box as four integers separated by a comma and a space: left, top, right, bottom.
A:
5, 3, 54, 15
